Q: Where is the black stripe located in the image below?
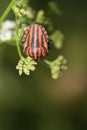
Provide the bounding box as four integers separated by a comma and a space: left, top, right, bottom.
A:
38, 48, 41, 60
38, 26, 40, 48
32, 48, 34, 59
41, 35, 47, 54
31, 25, 34, 48
41, 27, 48, 43
37, 47, 38, 60
41, 35, 44, 47
27, 34, 30, 47
31, 48, 34, 58
23, 34, 29, 54
36, 25, 39, 48
35, 48, 38, 60
43, 46, 47, 54
28, 49, 30, 56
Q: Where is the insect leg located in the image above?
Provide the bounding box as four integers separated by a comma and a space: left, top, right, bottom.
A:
47, 39, 54, 44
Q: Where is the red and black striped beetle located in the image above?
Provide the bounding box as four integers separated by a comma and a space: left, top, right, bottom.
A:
22, 24, 52, 60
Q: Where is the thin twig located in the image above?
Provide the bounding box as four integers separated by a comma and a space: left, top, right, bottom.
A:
15, 15, 22, 58
0, 0, 16, 24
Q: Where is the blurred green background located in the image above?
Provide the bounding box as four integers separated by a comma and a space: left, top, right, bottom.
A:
0, 0, 87, 130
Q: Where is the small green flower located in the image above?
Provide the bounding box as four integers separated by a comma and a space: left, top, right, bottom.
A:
12, 0, 35, 18
44, 55, 67, 79
18, 26, 27, 41
35, 10, 48, 25
48, 1, 61, 15
20, 9, 26, 15
25, 7, 35, 19
16, 56, 37, 76
51, 31, 64, 49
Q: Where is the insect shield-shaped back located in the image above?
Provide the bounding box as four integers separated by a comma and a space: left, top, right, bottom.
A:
23, 24, 49, 60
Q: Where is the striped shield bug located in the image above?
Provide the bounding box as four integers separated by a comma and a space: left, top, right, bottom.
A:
22, 24, 52, 60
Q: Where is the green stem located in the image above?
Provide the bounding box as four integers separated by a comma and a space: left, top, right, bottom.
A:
43, 59, 51, 65
0, 0, 16, 24
15, 15, 22, 58
39, 60, 51, 69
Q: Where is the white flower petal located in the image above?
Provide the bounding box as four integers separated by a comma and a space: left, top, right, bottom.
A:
2, 20, 15, 30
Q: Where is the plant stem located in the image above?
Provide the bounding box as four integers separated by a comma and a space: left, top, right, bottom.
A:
43, 59, 51, 65
0, 0, 16, 24
15, 15, 22, 58
39, 60, 50, 69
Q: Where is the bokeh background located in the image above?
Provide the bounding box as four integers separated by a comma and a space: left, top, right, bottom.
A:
0, 0, 87, 130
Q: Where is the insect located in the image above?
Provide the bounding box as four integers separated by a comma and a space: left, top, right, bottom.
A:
22, 24, 52, 60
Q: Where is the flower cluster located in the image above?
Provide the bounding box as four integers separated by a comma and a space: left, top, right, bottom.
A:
35, 10, 48, 25
0, 20, 15, 41
44, 56, 67, 79
16, 56, 37, 76
51, 31, 64, 49
48, 1, 61, 15
12, 0, 35, 18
